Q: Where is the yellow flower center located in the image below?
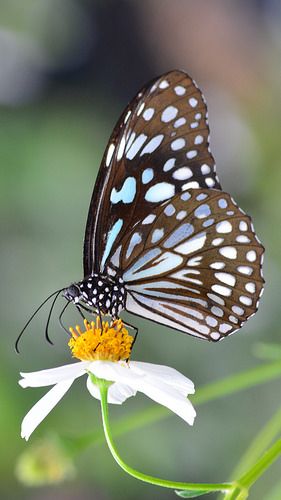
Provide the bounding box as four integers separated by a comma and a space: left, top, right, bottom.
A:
68, 318, 133, 362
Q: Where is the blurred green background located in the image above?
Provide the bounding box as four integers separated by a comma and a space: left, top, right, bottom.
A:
1, 1, 281, 499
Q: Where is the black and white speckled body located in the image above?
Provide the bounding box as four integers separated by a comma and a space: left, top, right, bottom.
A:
64, 274, 126, 318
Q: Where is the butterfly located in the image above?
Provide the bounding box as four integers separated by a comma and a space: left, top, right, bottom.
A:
61, 69, 264, 342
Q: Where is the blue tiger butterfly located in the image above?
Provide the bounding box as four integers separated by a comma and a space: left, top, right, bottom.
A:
18, 70, 265, 348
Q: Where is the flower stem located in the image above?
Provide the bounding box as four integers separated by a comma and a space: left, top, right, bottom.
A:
237, 438, 281, 489
97, 379, 232, 494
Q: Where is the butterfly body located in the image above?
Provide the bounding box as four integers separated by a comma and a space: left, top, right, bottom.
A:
64, 70, 264, 342
64, 274, 126, 318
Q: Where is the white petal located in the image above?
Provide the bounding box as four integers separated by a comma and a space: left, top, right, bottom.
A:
19, 361, 88, 388
87, 360, 196, 424
21, 379, 74, 441
129, 361, 195, 396
86, 376, 136, 405
135, 378, 196, 425
108, 382, 137, 404
88, 360, 142, 385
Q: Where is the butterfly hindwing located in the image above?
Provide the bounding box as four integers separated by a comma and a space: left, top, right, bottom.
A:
117, 189, 264, 341
83, 70, 221, 277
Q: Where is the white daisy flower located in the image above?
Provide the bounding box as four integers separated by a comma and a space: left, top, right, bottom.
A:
19, 319, 196, 441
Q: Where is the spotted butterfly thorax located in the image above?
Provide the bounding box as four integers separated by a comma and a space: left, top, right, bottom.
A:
64, 70, 264, 342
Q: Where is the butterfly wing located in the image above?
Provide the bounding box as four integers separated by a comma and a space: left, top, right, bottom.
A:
83, 70, 220, 277
118, 189, 264, 341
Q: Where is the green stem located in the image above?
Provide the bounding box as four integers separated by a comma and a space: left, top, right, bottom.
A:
238, 438, 281, 489
97, 379, 232, 494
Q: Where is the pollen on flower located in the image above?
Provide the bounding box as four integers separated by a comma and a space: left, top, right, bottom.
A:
68, 317, 134, 362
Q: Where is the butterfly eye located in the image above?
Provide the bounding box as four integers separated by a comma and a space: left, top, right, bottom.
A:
64, 285, 80, 303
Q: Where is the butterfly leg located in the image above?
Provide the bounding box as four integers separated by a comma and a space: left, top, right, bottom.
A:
122, 320, 139, 361
97, 307, 103, 333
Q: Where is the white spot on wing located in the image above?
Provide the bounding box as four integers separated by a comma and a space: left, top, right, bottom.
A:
194, 135, 203, 145
219, 247, 237, 259
111, 245, 122, 267
239, 221, 248, 231
216, 221, 232, 234
163, 158, 176, 172
171, 138, 186, 151
124, 110, 131, 123
194, 204, 211, 219
126, 232, 142, 260
141, 134, 164, 156
205, 177, 215, 187
236, 235, 251, 243
176, 210, 187, 220
245, 282, 256, 293
211, 306, 224, 317
207, 293, 225, 306
246, 250, 257, 262
142, 214, 156, 225
126, 134, 147, 160
210, 262, 225, 270
182, 181, 199, 190
174, 85, 186, 95
232, 305, 244, 315
137, 102, 145, 116
186, 150, 197, 159
143, 107, 155, 121
164, 204, 176, 216
237, 265, 253, 276
239, 295, 252, 306
211, 284, 232, 297
201, 164, 210, 175
159, 80, 169, 89
117, 136, 126, 161
218, 198, 228, 209
151, 228, 164, 243
189, 97, 198, 107
142, 168, 154, 184
164, 223, 194, 249
110, 177, 136, 204
106, 143, 115, 167
174, 117, 186, 128
161, 106, 178, 123
145, 182, 175, 202
175, 232, 207, 255
101, 219, 123, 270
172, 167, 192, 180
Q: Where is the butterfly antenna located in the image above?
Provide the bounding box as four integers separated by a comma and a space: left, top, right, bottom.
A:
59, 301, 71, 335
76, 305, 86, 321
44, 289, 62, 346
15, 288, 64, 354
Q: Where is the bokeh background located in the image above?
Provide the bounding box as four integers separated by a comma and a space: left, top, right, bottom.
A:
1, 1, 281, 499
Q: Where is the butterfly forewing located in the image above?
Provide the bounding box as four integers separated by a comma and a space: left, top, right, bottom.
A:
119, 189, 264, 341
83, 70, 221, 277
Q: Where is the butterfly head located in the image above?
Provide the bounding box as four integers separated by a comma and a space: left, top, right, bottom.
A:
63, 284, 81, 304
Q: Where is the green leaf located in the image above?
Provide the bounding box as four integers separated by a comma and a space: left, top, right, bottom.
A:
175, 489, 212, 498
